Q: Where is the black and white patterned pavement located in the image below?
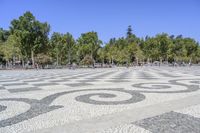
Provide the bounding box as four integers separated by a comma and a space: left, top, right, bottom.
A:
0, 67, 200, 133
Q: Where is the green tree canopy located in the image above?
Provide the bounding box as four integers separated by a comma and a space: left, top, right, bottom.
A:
10, 11, 50, 65
77, 31, 102, 64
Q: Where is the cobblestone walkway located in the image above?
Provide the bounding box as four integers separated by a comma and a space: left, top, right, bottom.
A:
0, 66, 200, 133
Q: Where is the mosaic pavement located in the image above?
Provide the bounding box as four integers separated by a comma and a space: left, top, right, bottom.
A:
0, 66, 200, 133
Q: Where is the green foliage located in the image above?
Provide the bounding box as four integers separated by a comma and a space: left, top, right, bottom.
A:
1, 12, 200, 66
10, 11, 50, 64
1, 35, 21, 61
0, 28, 10, 42
140, 33, 199, 63
81, 55, 94, 66
35, 53, 52, 65
97, 48, 106, 64
77, 31, 102, 63
63, 32, 76, 64
50, 32, 76, 65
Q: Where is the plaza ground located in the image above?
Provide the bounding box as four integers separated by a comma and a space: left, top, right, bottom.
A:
0, 66, 200, 133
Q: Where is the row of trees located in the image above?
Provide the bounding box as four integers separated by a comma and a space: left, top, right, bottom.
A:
0, 11, 200, 68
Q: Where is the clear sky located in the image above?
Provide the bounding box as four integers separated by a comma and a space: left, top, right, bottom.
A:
0, 0, 200, 43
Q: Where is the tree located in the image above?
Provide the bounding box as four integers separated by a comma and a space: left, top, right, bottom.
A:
1, 14, 200, 67
50, 32, 63, 65
196, 47, 200, 63
183, 38, 198, 63
63, 32, 75, 65
141, 37, 160, 62
1, 35, 21, 68
77, 32, 102, 65
155, 33, 172, 62
126, 25, 138, 43
10, 11, 50, 66
127, 25, 133, 38
35, 53, 52, 68
118, 47, 130, 65
104, 38, 118, 65
97, 47, 106, 65
127, 42, 144, 65
81, 55, 94, 67
0, 28, 10, 42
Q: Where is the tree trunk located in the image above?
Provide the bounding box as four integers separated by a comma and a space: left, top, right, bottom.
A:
90, 53, 95, 67
31, 50, 34, 67
189, 58, 192, 64
102, 59, 104, 66
6, 61, 8, 69
12, 56, 15, 67
22, 59, 25, 68
111, 56, 113, 65
68, 50, 71, 65
56, 51, 59, 66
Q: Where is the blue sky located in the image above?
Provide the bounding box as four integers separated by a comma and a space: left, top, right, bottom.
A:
0, 0, 200, 43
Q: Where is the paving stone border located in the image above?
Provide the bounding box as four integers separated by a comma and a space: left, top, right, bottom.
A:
134, 111, 200, 133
